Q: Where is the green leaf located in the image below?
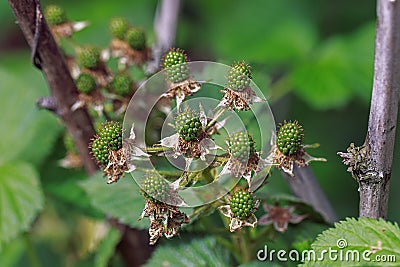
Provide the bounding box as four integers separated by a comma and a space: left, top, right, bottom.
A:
302, 217, 400, 266
94, 227, 121, 267
0, 66, 61, 166
0, 162, 44, 252
238, 261, 284, 267
144, 236, 231, 267
79, 173, 148, 229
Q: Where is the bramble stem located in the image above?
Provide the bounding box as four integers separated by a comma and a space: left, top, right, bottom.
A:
206, 107, 228, 131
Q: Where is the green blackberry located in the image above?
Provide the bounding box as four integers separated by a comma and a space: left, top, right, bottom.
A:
276, 121, 304, 156
109, 17, 129, 40
162, 49, 189, 83
227, 131, 255, 163
77, 46, 101, 69
230, 190, 256, 219
98, 122, 123, 151
175, 112, 202, 141
141, 173, 170, 202
227, 62, 252, 91
44, 5, 67, 26
110, 73, 132, 96
125, 27, 146, 51
91, 137, 109, 165
76, 73, 96, 94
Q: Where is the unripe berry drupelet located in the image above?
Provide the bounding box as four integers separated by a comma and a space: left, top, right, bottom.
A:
76, 73, 96, 94
227, 62, 252, 91
98, 122, 123, 151
142, 174, 170, 202
125, 27, 146, 51
77, 46, 101, 69
276, 121, 304, 156
227, 131, 255, 163
230, 190, 256, 219
44, 5, 67, 26
162, 49, 189, 83
109, 17, 129, 40
175, 112, 202, 141
91, 137, 110, 165
110, 73, 133, 96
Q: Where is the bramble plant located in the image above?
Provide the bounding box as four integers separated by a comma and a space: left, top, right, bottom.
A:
4, 2, 400, 267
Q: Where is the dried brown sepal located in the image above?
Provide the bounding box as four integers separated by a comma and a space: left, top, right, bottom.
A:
177, 131, 209, 158
109, 39, 151, 66
220, 86, 258, 111
104, 148, 129, 184
140, 199, 189, 245
228, 152, 260, 178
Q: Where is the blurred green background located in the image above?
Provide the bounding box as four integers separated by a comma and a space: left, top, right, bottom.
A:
1, 0, 399, 266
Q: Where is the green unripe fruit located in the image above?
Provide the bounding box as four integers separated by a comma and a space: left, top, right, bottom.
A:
76, 73, 96, 94
91, 137, 109, 165
110, 73, 132, 96
142, 173, 170, 202
109, 17, 129, 40
276, 121, 304, 156
162, 49, 189, 83
63, 133, 77, 154
77, 46, 101, 69
98, 121, 123, 151
175, 112, 202, 141
44, 5, 67, 26
125, 27, 146, 51
227, 62, 252, 91
230, 190, 255, 219
227, 131, 255, 163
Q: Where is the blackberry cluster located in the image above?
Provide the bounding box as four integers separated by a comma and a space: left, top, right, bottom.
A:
76, 73, 96, 94
276, 121, 304, 156
98, 122, 123, 151
91, 122, 123, 165
91, 137, 109, 165
44, 5, 67, 26
110, 73, 132, 96
230, 190, 256, 219
142, 174, 170, 202
125, 27, 146, 51
175, 112, 202, 141
227, 131, 255, 163
77, 46, 101, 69
227, 62, 252, 91
162, 49, 189, 83
109, 17, 129, 40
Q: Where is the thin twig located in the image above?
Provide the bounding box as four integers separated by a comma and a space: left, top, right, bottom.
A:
281, 164, 337, 223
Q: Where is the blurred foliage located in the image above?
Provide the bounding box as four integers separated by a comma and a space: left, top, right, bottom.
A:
1, 0, 399, 266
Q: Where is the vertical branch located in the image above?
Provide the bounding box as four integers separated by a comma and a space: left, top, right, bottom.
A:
362, 0, 400, 218
146, 0, 181, 74
339, 0, 400, 218
8, 0, 98, 175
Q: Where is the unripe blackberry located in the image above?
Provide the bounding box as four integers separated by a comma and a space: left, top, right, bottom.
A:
77, 46, 101, 69
142, 173, 170, 202
44, 5, 67, 26
227, 62, 252, 91
98, 122, 123, 151
230, 190, 255, 219
110, 73, 132, 96
76, 73, 96, 94
227, 131, 255, 163
125, 27, 146, 51
91, 137, 109, 165
175, 112, 202, 141
109, 17, 129, 40
276, 121, 304, 156
162, 49, 189, 83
